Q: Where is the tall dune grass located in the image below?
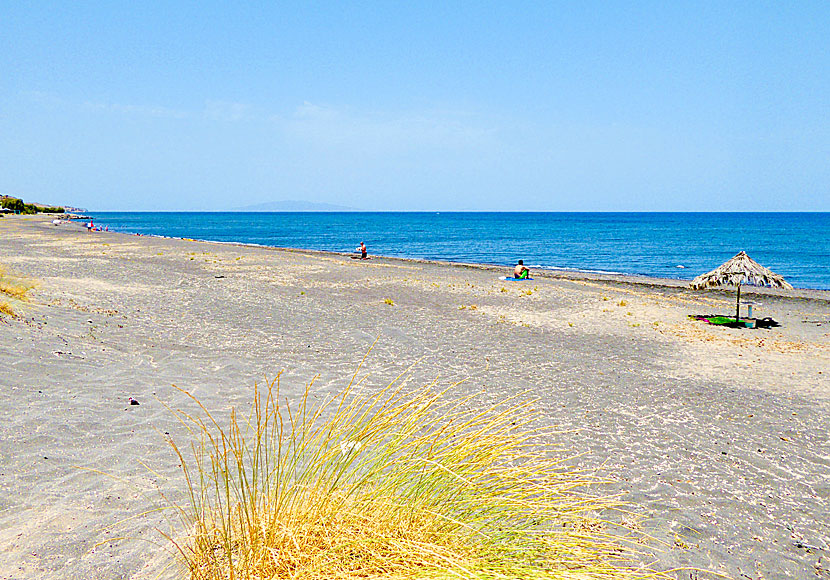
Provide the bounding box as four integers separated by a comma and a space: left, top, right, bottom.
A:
163, 371, 656, 579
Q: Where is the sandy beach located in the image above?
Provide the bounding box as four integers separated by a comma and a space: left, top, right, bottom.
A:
1, 214, 829, 579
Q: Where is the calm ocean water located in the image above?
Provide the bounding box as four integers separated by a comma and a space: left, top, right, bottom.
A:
91, 212, 830, 290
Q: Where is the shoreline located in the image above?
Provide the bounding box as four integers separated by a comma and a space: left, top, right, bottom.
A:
69, 214, 830, 300
81, 211, 830, 293
2, 213, 829, 579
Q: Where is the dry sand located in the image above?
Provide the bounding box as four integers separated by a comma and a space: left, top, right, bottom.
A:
1, 214, 829, 579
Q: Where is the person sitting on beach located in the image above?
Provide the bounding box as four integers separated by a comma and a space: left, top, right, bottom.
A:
513, 260, 529, 279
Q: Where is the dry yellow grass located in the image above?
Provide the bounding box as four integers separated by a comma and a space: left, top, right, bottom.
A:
0, 263, 34, 315
160, 367, 659, 580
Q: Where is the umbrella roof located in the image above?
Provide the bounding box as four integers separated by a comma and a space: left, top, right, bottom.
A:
690, 251, 793, 290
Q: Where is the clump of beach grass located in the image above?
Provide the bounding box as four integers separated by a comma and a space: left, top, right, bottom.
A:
162, 376, 650, 580
0, 263, 35, 316
0, 264, 34, 300
162, 370, 656, 580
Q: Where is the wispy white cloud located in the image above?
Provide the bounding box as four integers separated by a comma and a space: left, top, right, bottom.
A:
204, 100, 254, 122
280, 101, 496, 154
20, 90, 67, 108
23, 91, 493, 155
82, 100, 192, 120
25, 91, 263, 123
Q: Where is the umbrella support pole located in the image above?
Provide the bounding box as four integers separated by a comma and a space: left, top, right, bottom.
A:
735, 284, 741, 324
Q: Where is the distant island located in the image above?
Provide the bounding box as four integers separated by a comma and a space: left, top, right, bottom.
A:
231, 200, 359, 212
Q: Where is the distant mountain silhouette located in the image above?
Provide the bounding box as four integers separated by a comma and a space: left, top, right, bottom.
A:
232, 200, 359, 212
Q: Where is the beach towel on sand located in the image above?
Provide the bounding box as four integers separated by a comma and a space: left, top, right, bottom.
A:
499, 276, 534, 281
689, 314, 780, 328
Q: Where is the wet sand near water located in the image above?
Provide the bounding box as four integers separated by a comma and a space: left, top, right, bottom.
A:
1, 214, 829, 579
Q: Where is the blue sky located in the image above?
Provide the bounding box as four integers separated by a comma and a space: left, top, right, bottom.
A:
2, 2, 828, 211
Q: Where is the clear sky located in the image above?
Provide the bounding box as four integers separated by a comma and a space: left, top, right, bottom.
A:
2, 2, 828, 211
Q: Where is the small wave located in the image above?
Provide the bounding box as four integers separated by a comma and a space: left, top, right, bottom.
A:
536, 265, 625, 276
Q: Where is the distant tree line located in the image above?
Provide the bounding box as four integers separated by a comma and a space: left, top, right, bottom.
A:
1, 196, 65, 215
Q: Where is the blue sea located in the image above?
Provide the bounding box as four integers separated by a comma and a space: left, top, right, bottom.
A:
90, 212, 830, 290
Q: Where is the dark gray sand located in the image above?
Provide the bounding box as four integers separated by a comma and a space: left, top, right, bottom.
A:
1, 215, 828, 579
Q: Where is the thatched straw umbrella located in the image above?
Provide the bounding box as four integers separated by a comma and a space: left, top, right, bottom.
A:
690, 251, 793, 323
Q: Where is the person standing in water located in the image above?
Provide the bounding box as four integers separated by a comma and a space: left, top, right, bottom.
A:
513, 260, 529, 279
